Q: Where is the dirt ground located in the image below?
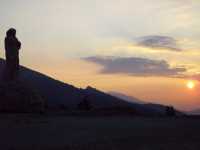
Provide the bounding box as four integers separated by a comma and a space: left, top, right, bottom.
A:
0, 114, 200, 150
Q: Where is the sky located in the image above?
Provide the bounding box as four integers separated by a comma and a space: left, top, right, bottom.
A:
0, 0, 200, 111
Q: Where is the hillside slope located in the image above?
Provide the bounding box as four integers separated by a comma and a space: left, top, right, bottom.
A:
0, 58, 178, 115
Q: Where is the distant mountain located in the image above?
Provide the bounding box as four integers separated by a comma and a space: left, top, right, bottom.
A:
108, 92, 176, 115
0, 58, 181, 115
188, 109, 200, 115
109, 91, 145, 104
84, 87, 171, 115
85, 87, 135, 109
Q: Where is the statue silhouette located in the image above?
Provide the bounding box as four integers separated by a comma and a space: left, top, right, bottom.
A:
4, 28, 21, 80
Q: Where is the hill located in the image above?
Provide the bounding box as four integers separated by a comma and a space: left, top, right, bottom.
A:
188, 109, 200, 115
109, 91, 145, 104
0, 58, 179, 115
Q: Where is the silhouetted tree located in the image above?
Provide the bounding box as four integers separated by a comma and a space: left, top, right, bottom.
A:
165, 106, 175, 117
4, 28, 21, 80
78, 96, 92, 111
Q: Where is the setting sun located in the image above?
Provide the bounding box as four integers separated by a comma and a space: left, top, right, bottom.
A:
187, 81, 195, 89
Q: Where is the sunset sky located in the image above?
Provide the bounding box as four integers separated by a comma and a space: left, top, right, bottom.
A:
0, 0, 200, 111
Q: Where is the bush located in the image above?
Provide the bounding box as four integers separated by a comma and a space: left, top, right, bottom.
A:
78, 96, 92, 111
165, 106, 175, 117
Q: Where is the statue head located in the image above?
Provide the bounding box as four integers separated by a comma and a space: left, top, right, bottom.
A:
6, 28, 16, 37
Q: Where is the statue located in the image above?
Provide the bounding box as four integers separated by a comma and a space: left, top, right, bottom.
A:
4, 28, 21, 80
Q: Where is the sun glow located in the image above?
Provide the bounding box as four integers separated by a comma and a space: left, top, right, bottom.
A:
187, 81, 195, 89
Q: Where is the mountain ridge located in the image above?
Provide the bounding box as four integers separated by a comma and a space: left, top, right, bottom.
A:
109, 91, 145, 104
0, 58, 179, 115
188, 108, 200, 115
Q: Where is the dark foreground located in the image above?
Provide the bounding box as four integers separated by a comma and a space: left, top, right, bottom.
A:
0, 114, 200, 150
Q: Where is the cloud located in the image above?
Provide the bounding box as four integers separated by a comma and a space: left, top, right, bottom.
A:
136, 35, 182, 51
85, 56, 186, 77
188, 74, 200, 81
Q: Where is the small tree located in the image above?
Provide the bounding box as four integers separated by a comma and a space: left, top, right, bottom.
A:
165, 106, 175, 117
78, 96, 92, 111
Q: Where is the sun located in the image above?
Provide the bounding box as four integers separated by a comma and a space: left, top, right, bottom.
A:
187, 81, 195, 89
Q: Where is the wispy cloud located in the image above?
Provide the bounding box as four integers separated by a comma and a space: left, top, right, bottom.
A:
136, 35, 182, 51
84, 56, 186, 77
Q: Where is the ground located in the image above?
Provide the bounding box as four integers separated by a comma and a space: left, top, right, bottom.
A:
0, 114, 200, 150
